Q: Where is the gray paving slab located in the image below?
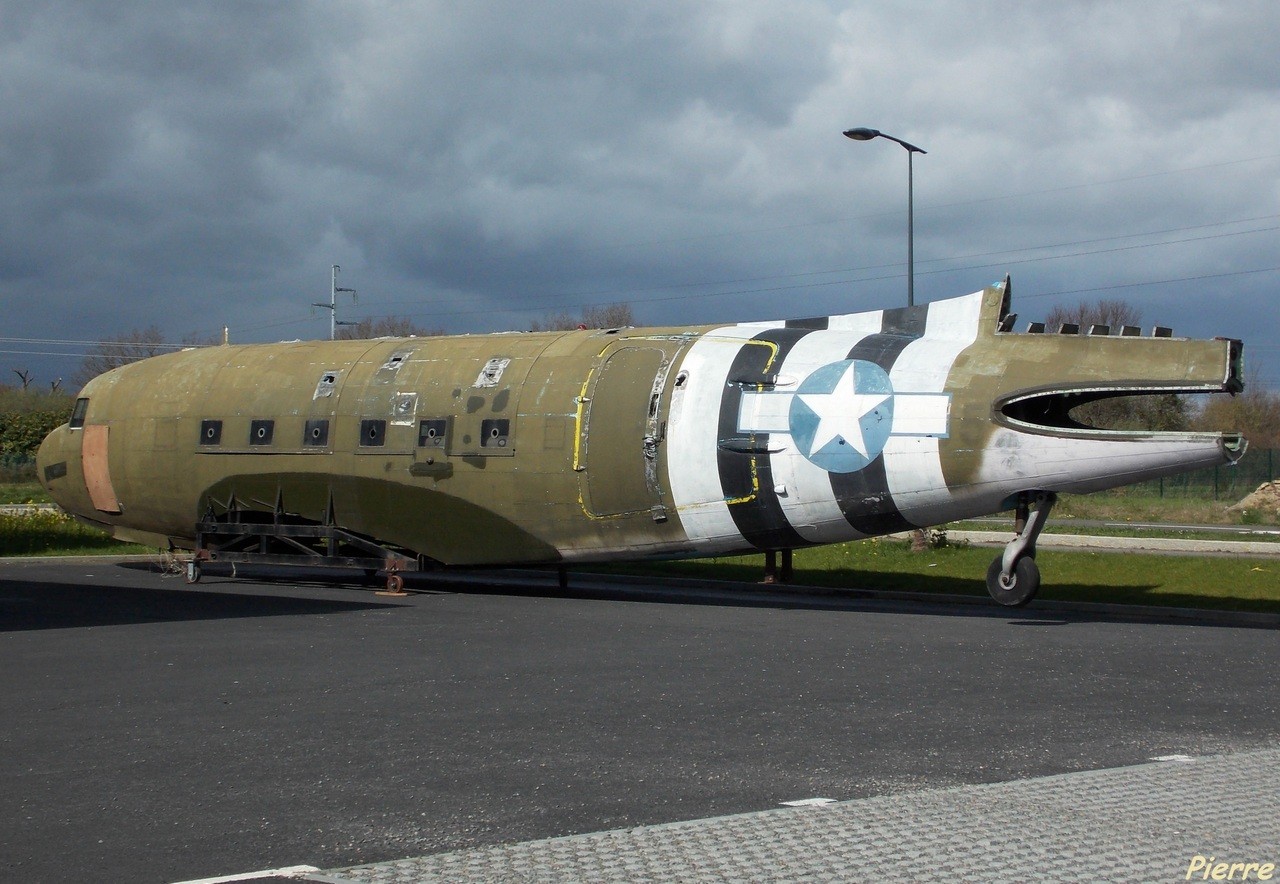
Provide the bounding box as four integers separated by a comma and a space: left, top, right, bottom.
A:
330, 748, 1280, 883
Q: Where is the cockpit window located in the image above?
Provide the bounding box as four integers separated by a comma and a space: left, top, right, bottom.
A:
69, 398, 89, 429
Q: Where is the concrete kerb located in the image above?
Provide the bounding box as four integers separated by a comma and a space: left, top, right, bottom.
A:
939, 528, 1280, 558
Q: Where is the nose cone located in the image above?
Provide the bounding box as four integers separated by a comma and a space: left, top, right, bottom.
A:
35, 425, 71, 500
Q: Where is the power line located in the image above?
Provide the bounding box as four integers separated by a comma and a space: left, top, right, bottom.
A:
303, 216, 1278, 323
0, 336, 187, 350
12, 156, 1278, 346
1023, 266, 1280, 300
582, 152, 1280, 253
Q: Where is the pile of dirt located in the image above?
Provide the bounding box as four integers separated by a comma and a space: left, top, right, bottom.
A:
1227, 481, 1280, 517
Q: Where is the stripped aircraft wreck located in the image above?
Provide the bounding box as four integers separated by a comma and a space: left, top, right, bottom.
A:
38, 277, 1244, 606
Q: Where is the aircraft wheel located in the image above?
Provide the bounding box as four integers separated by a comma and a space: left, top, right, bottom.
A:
986, 555, 1039, 607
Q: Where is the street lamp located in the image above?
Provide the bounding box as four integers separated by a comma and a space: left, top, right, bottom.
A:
843, 127, 927, 307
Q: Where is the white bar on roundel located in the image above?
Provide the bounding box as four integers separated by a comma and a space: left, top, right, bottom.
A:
739, 385, 949, 438
890, 393, 950, 436
737, 391, 791, 434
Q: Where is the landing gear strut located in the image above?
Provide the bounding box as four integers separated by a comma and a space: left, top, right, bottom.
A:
986, 491, 1056, 607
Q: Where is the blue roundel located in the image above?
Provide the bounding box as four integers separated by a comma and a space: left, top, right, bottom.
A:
787, 359, 894, 473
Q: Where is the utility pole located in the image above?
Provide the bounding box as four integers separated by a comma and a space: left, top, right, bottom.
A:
313, 265, 358, 340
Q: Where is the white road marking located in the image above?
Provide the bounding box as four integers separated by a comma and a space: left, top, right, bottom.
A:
1151, 754, 1196, 762
169, 865, 322, 884
780, 797, 837, 807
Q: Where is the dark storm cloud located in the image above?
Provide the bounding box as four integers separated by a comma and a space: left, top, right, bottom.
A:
2, 0, 1278, 388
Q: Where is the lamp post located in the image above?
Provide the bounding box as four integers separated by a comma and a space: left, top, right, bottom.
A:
843, 127, 927, 307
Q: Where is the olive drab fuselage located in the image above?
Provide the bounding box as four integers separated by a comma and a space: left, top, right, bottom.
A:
37, 280, 1245, 572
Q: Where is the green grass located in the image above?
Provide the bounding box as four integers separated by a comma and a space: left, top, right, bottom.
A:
0, 509, 148, 557
0, 482, 51, 505
2, 482, 1278, 613
1054, 490, 1274, 526
607, 538, 1280, 614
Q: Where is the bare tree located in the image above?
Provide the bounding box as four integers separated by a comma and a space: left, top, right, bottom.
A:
1195, 366, 1280, 448
74, 326, 172, 387
336, 317, 445, 340
1043, 299, 1142, 334
181, 330, 223, 347
12, 369, 32, 390
1042, 299, 1189, 432
530, 303, 635, 332
581, 303, 635, 329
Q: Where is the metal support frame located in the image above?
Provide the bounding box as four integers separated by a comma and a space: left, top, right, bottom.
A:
190, 505, 419, 590
762, 549, 794, 584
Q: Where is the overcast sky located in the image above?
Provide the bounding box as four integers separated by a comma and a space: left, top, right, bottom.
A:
3, 1, 1278, 391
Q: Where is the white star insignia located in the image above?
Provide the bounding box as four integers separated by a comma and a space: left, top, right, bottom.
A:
797, 363, 890, 458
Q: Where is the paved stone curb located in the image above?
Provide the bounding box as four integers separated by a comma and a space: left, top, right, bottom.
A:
0, 503, 59, 515
943, 529, 1280, 557
328, 748, 1280, 883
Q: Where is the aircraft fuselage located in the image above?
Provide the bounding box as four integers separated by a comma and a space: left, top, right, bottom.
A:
37, 280, 1245, 601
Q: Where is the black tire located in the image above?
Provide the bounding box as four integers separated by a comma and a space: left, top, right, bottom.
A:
985, 555, 1040, 607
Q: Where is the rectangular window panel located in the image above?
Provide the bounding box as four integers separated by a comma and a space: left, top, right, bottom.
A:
303, 419, 330, 447
249, 419, 275, 445
359, 419, 386, 447
481, 418, 511, 449
199, 419, 223, 446
418, 419, 448, 448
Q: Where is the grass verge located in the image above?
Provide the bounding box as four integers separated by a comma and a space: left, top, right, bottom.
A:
0, 510, 148, 557
0, 482, 52, 505
604, 538, 1280, 614
3, 499, 1278, 615
1053, 490, 1272, 526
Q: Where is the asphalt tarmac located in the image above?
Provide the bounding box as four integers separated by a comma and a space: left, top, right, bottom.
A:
1, 557, 1277, 883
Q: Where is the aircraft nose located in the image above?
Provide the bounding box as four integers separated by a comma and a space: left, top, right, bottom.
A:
35, 425, 71, 497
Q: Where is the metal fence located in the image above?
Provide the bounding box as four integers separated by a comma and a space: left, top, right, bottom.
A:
1129, 448, 1277, 501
